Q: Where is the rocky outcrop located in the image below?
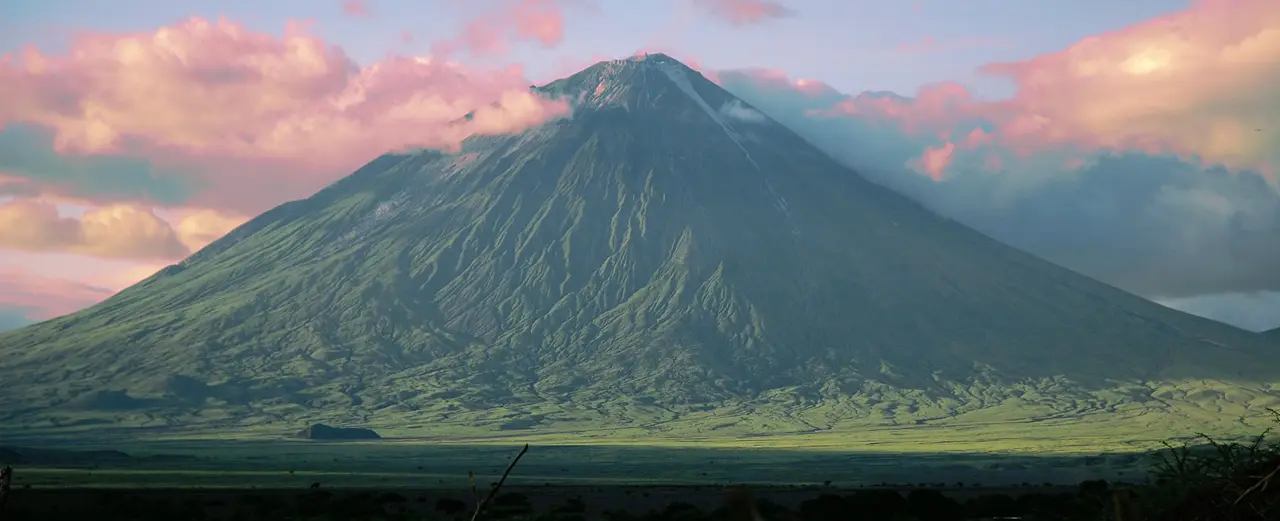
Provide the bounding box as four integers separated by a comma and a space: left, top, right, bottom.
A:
294, 424, 381, 440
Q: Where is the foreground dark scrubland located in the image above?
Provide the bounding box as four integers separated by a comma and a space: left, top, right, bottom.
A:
0, 417, 1276, 521
0, 483, 1127, 521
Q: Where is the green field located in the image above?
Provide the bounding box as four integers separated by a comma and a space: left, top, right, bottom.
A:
4, 396, 1265, 490
7, 434, 1152, 490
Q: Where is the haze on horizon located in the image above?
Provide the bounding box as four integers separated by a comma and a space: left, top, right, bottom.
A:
0, 0, 1278, 333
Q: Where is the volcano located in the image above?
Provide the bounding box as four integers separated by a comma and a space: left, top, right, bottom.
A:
1, 54, 1276, 440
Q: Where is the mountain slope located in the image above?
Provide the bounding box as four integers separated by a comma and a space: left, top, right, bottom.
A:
1, 54, 1277, 440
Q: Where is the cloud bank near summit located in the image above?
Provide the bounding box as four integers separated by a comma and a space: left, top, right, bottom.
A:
0, 17, 572, 216
0, 3, 582, 325
712, 0, 1280, 326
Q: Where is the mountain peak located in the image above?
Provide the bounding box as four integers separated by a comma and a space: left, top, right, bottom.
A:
592, 52, 690, 70
621, 51, 681, 64
537, 53, 734, 115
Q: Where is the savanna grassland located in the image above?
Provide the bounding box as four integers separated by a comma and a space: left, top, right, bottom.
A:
3, 415, 1278, 520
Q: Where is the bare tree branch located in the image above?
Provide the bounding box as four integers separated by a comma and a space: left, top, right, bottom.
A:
470, 443, 530, 521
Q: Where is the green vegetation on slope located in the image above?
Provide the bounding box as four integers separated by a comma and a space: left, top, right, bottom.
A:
0, 55, 1276, 443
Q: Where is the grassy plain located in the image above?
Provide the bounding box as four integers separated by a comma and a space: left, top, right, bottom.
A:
8, 435, 1146, 491
5, 402, 1254, 490
6, 416, 1276, 520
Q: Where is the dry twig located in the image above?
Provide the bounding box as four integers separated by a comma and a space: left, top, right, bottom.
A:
469, 443, 530, 521
1233, 460, 1280, 506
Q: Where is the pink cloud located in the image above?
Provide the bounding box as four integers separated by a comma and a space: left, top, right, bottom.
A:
814, 82, 987, 138
3, 250, 170, 289
693, 0, 795, 27
341, 0, 370, 17
908, 142, 955, 181
0, 191, 249, 261
0, 250, 172, 321
975, 0, 1280, 173
433, 0, 589, 57
0, 199, 188, 259
168, 208, 248, 253
0, 16, 572, 215
799, 0, 1280, 181
0, 266, 114, 320
961, 127, 993, 149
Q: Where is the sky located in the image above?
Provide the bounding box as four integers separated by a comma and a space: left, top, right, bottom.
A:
0, 0, 1277, 332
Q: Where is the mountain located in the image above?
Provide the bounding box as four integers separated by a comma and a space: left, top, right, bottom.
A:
1266, 328, 1280, 338
1, 54, 1277, 442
